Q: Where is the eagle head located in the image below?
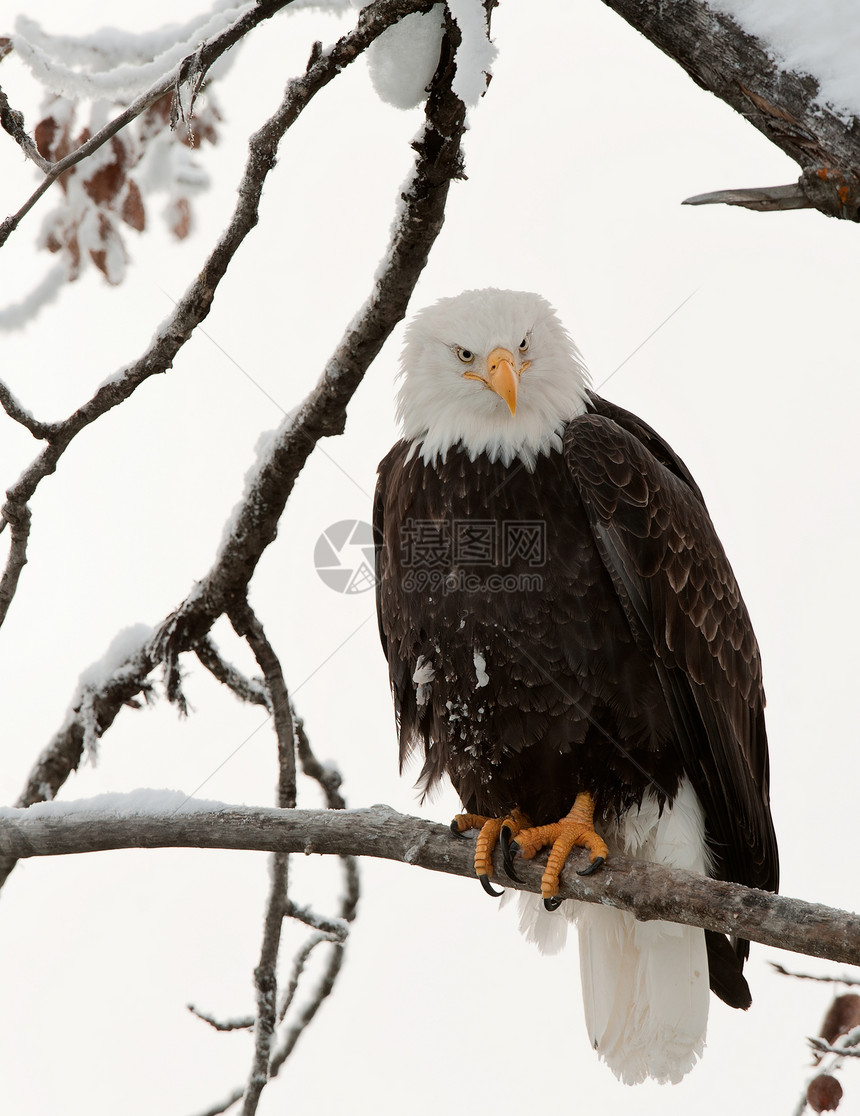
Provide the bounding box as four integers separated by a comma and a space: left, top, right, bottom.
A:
396, 288, 591, 470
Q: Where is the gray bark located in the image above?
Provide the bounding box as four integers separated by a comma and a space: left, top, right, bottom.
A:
2, 801, 857, 968
603, 0, 860, 219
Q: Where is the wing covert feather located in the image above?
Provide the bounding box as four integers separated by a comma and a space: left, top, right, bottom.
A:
564, 406, 777, 893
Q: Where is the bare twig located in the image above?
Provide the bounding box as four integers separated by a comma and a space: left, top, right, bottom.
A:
809, 1035, 860, 1059
0, 379, 53, 438
189, 1088, 243, 1116
684, 167, 860, 220
0, 84, 51, 170
268, 931, 347, 1076
222, 599, 359, 1113
242, 846, 289, 1116
683, 183, 813, 212
194, 637, 269, 708
295, 715, 345, 810
283, 899, 349, 939
187, 1005, 254, 1032
0, 501, 30, 629
771, 962, 860, 986
276, 930, 340, 1025
230, 601, 295, 811
219, 599, 296, 1116
268, 836, 360, 1078
1, 800, 858, 968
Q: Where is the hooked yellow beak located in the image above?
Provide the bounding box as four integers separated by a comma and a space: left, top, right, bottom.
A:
485, 347, 530, 416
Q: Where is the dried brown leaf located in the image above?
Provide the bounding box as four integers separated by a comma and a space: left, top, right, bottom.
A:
168, 196, 192, 240
807, 1074, 843, 1113
88, 213, 125, 284
121, 179, 146, 232
33, 116, 58, 160
821, 994, 860, 1045
83, 136, 128, 205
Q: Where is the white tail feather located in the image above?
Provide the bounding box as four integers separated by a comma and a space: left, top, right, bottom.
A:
513, 779, 711, 1084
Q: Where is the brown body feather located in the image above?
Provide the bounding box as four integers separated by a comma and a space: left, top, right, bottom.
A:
374, 392, 778, 1007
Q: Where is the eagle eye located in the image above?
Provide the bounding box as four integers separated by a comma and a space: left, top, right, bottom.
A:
456, 347, 475, 364
518, 336, 530, 353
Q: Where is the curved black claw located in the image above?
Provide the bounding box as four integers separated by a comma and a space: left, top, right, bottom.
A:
500, 829, 521, 880
544, 896, 563, 912
479, 874, 504, 898
450, 819, 465, 838
577, 855, 605, 877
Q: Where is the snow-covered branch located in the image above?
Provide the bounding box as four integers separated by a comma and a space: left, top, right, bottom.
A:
0, 1, 297, 247
0, 0, 456, 643
602, 0, 860, 220
0, 797, 857, 969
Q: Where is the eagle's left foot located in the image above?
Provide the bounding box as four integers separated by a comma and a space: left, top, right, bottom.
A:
508, 791, 608, 909
451, 809, 531, 896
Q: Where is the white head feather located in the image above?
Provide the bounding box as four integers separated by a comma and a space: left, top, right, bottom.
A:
396, 288, 591, 470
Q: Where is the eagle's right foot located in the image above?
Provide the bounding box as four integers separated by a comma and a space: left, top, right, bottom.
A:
507, 791, 609, 908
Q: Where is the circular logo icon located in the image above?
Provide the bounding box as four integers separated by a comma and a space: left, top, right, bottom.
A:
314, 519, 376, 594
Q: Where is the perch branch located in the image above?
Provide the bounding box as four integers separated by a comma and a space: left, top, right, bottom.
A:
1, 800, 857, 969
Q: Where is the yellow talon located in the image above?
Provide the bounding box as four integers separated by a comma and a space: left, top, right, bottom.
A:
511, 791, 608, 900
451, 808, 531, 883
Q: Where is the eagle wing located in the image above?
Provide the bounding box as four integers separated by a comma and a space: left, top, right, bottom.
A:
373, 441, 420, 771
564, 396, 778, 900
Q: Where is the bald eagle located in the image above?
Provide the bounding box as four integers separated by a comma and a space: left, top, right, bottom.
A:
373, 288, 778, 1084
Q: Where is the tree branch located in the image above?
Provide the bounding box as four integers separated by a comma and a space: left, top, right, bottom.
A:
194, 637, 269, 708
229, 601, 296, 811
226, 599, 296, 1116
0, 81, 50, 170
0, 0, 443, 638
0, 0, 299, 248
771, 962, 860, 987
602, 0, 860, 220
1, 799, 857, 968
0, 378, 53, 438
151, 2, 464, 671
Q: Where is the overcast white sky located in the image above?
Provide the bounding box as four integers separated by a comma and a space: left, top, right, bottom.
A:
1, 2, 859, 1114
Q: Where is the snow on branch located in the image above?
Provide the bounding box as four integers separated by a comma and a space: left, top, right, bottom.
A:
0, 0, 297, 254
602, 0, 860, 221
13, 1, 255, 103
0, 798, 857, 969
0, 0, 453, 636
